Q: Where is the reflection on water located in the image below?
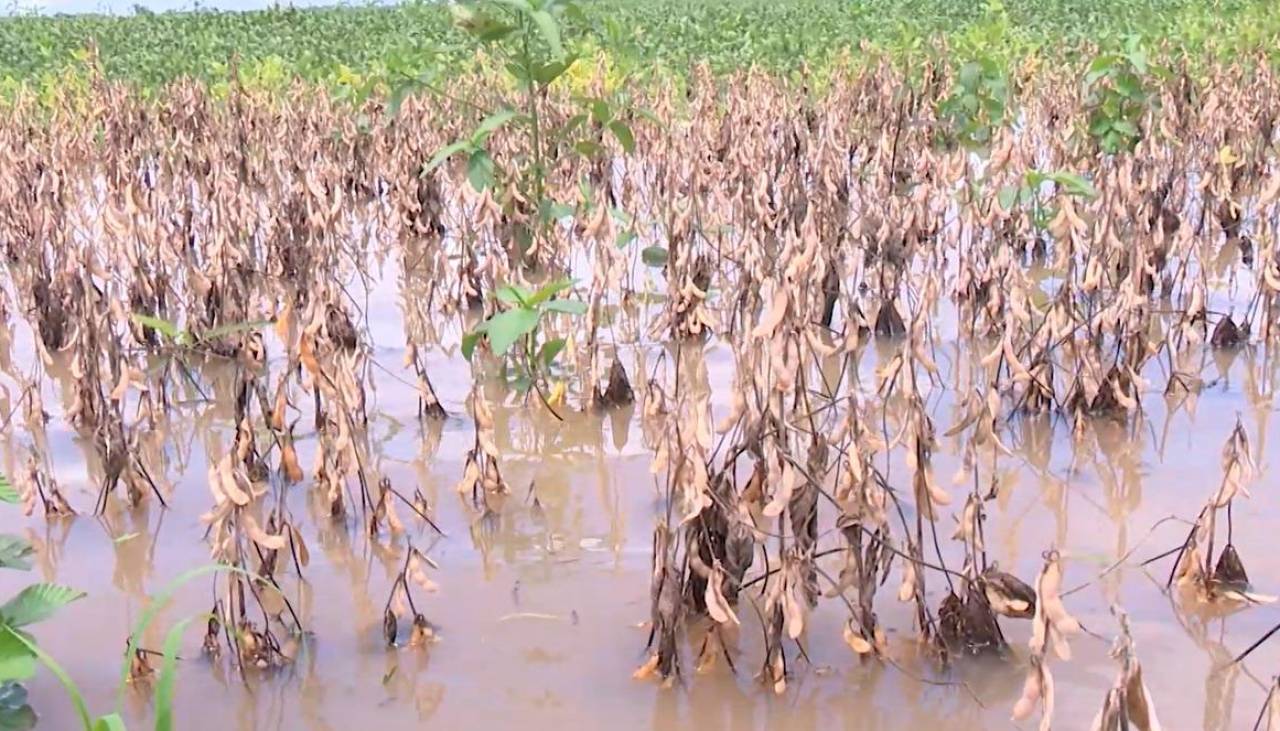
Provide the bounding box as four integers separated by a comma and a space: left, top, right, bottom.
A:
1, 260, 1279, 731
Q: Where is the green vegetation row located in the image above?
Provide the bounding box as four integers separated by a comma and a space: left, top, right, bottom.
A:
1, 0, 1279, 89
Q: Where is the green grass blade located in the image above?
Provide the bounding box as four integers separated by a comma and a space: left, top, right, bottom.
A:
153, 613, 211, 731
2, 628, 91, 731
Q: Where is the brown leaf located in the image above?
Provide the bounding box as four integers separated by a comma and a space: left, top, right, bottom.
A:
704, 564, 739, 625
243, 512, 287, 551
290, 525, 310, 567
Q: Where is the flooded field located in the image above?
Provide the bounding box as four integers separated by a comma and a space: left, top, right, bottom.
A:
2, 51, 1280, 731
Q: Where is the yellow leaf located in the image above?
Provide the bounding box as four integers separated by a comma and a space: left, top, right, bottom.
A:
547, 380, 566, 407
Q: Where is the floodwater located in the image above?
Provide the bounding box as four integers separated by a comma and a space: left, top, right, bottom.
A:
3, 254, 1280, 731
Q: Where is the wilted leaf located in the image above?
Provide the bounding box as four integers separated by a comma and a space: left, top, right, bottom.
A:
704, 566, 739, 625
241, 514, 286, 551
843, 620, 873, 654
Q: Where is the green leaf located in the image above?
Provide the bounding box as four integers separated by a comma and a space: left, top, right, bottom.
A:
0, 682, 36, 731
154, 614, 212, 731
573, 140, 602, 157
562, 1, 587, 23
452, 4, 517, 41
615, 230, 637, 249
423, 140, 471, 174
1047, 171, 1098, 199
0, 633, 35, 682
1111, 118, 1140, 137
529, 9, 565, 59
488, 0, 533, 12
1114, 73, 1143, 100
485, 308, 540, 357
0, 537, 33, 572
641, 246, 669, 267
92, 714, 127, 731
634, 107, 666, 130
495, 284, 533, 307
533, 58, 574, 85
538, 337, 566, 368
131, 314, 180, 341
997, 185, 1018, 210
0, 477, 15, 505
504, 61, 532, 85
461, 332, 482, 362
199, 319, 273, 342
511, 373, 532, 394
472, 108, 518, 143
2, 628, 90, 730
608, 120, 635, 153
589, 98, 611, 124
560, 113, 588, 138
467, 149, 496, 191
527, 277, 573, 306
385, 79, 419, 119
0, 585, 84, 629
1085, 53, 1119, 82
541, 299, 587, 316
1128, 47, 1148, 75
476, 20, 518, 42
546, 202, 575, 221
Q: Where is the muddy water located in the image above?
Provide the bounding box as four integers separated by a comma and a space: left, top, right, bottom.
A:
3, 263, 1280, 730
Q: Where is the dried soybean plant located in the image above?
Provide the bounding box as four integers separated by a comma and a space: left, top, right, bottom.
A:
382, 542, 440, 648
0, 33, 1279, 712
1159, 418, 1275, 605
1089, 607, 1163, 731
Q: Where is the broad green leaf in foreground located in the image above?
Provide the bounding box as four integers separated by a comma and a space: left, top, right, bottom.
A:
0, 585, 86, 629
0, 633, 35, 682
